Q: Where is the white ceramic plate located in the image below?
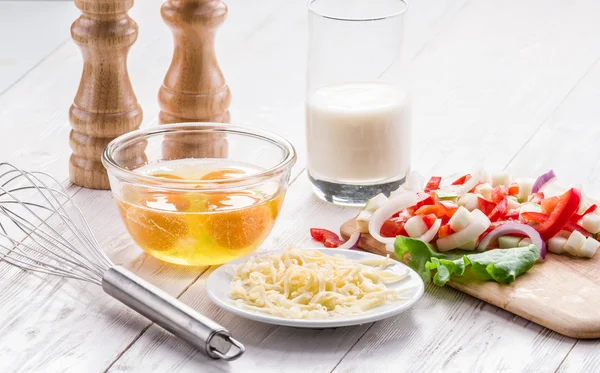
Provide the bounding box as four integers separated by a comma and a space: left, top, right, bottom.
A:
206, 248, 424, 328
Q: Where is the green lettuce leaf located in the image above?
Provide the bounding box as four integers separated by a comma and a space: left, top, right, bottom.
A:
394, 236, 540, 286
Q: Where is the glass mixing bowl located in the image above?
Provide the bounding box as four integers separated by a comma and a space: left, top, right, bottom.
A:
102, 123, 296, 266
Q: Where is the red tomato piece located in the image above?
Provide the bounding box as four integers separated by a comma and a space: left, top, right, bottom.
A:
541, 196, 560, 214
380, 217, 409, 238
534, 188, 581, 240
505, 209, 520, 220
488, 198, 508, 222
528, 192, 545, 204
508, 184, 519, 196
451, 174, 472, 186
415, 192, 435, 209
422, 214, 437, 229
424, 176, 442, 192
438, 224, 454, 238
477, 197, 497, 216
469, 182, 483, 193
491, 185, 509, 204
310, 228, 344, 247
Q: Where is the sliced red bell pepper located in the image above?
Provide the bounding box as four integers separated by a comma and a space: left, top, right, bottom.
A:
422, 214, 437, 229
310, 228, 344, 247
520, 212, 592, 238
571, 204, 597, 223
424, 176, 442, 192
477, 197, 497, 216
528, 192, 545, 204
564, 221, 592, 238
491, 185, 509, 204
533, 188, 581, 240
488, 198, 508, 222
438, 224, 454, 238
541, 196, 560, 214
451, 174, 471, 185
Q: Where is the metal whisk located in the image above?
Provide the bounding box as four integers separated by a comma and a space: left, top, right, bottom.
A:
0, 163, 244, 361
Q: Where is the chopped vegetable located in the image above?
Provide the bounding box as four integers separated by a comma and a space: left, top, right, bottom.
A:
581, 213, 600, 234
356, 210, 372, 233
438, 224, 454, 238
476, 222, 546, 259
394, 236, 540, 286
488, 198, 508, 222
422, 214, 437, 229
579, 237, 600, 258
541, 196, 560, 214
548, 236, 568, 254
405, 216, 429, 238
528, 192, 545, 204
491, 172, 510, 187
336, 233, 361, 250
474, 183, 493, 200
434, 189, 458, 200
517, 178, 535, 202
451, 174, 471, 185
458, 193, 479, 211
436, 209, 490, 251
534, 188, 581, 240
498, 236, 522, 249
417, 219, 441, 243
506, 196, 521, 210
368, 192, 418, 245
477, 197, 496, 216
448, 206, 472, 232
508, 184, 519, 196
491, 185, 509, 204
424, 176, 442, 192
310, 228, 345, 248
571, 204, 597, 223
565, 230, 586, 256
531, 170, 556, 194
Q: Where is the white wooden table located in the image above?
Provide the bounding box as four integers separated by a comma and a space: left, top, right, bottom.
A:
1, 0, 600, 372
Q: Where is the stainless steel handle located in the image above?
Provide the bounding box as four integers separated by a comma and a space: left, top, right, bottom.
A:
102, 266, 244, 361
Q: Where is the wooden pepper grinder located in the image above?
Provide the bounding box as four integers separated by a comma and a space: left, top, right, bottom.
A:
69, 0, 143, 189
159, 0, 231, 159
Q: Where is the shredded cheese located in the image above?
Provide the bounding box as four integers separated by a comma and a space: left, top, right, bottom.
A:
228, 249, 410, 319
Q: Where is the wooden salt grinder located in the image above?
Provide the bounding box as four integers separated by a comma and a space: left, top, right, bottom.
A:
69, 0, 143, 189
159, 0, 231, 159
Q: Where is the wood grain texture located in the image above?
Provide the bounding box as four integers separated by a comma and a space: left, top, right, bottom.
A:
159, 0, 231, 123
69, 0, 143, 189
341, 218, 600, 339
2, 0, 600, 371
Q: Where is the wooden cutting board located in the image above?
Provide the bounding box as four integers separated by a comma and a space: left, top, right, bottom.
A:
341, 218, 600, 339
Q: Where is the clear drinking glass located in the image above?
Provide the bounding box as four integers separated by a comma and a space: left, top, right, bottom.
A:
306, 0, 410, 206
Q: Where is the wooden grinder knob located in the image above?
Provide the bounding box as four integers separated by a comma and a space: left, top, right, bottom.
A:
69, 0, 143, 189
159, 0, 231, 159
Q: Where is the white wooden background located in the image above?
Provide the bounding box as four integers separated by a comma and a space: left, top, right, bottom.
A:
1, 0, 599, 372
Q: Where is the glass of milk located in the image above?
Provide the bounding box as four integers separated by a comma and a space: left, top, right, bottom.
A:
307, 0, 410, 206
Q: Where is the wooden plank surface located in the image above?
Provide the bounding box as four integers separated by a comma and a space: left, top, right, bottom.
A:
1, 0, 600, 371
